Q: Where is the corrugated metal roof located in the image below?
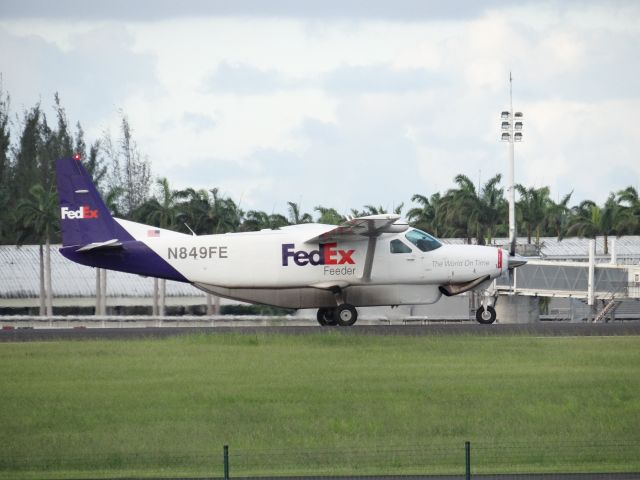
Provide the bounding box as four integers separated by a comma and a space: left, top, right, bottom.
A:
0, 245, 205, 299
442, 236, 640, 260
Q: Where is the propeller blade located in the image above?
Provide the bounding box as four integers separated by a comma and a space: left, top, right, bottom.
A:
508, 254, 527, 269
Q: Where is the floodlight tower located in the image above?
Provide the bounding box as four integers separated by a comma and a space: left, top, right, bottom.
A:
500, 73, 523, 252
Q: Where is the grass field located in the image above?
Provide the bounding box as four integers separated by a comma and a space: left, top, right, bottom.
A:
1, 332, 639, 479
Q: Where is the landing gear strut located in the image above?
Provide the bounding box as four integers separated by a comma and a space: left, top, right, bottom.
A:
474, 282, 498, 325
316, 287, 359, 327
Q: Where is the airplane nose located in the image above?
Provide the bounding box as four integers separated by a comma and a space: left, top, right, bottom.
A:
508, 254, 527, 269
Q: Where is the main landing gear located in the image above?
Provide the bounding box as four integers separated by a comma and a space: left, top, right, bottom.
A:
316, 287, 358, 327
317, 305, 358, 326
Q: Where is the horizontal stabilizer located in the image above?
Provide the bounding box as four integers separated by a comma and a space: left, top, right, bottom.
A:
76, 238, 123, 252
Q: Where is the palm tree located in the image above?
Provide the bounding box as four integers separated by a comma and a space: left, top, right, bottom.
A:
241, 210, 289, 231
478, 175, 506, 244
208, 188, 243, 233
175, 187, 211, 234
440, 175, 479, 242
567, 194, 633, 254
177, 187, 243, 234
407, 193, 443, 236
103, 185, 125, 218
15, 184, 59, 316
515, 185, 550, 245
546, 191, 573, 239
287, 202, 312, 224
314, 206, 345, 225
132, 177, 181, 229
617, 186, 640, 234
440, 174, 503, 244
351, 203, 404, 218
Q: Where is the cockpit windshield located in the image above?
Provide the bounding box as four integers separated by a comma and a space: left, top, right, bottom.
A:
405, 229, 442, 252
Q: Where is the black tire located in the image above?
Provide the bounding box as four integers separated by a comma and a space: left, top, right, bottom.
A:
476, 305, 497, 324
324, 309, 338, 326
335, 304, 358, 326
317, 308, 337, 326
316, 308, 328, 326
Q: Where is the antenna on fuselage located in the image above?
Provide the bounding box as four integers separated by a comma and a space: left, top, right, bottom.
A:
184, 223, 197, 236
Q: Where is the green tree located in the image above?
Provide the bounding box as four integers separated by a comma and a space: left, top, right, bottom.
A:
617, 186, 640, 234
440, 174, 503, 244
478, 175, 505, 244
176, 187, 243, 234
0, 84, 9, 187
103, 112, 152, 216
132, 177, 181, 230
546, 191, 573, 239
567, 194, 633, 254
515, 185, 551, 245
314, 206, 345, 225
351, 204, 404, 218
15, 184, 59, 316
287, 201, 312, 224
0, 84, 11, 243
210, 188, 243, 233
174, 188, 209, 234
13, 105, 43, 203
242, 210, 288, 231
407, 193, 443, 236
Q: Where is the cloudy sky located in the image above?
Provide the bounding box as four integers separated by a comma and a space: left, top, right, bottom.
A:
1, 0, 639, 217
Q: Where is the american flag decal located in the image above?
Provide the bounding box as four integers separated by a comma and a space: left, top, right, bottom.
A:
147, 229, 160, 237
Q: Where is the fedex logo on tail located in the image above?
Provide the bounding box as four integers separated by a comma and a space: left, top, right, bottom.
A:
61, 205, 99, 220
282, 243, 355, 267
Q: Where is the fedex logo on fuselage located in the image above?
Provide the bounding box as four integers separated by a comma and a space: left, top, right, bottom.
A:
60, 205, 98, 220
282, 243, 355, 267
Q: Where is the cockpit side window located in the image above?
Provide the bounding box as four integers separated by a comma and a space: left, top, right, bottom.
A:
390, 239, 412, 254
405, 229, 442, 252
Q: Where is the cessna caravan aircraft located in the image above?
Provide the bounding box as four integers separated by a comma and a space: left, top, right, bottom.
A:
56, 157, 525, 326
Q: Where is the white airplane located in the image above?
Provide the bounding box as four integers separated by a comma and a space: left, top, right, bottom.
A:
56, 157, 525, 326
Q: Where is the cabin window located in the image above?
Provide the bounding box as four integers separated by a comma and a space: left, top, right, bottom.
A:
390, 239, 412, 254
405, 229, 442, 252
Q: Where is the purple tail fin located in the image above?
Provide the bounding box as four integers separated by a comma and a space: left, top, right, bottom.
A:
55, 157, 134, 247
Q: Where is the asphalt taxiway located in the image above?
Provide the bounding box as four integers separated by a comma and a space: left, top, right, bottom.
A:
1, 322, 639, 342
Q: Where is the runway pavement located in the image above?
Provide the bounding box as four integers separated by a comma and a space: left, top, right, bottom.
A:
1, 321, 639, 342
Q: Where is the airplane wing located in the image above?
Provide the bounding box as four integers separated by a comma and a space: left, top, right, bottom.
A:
304, 214, 407, 243
305, 215, 409, 283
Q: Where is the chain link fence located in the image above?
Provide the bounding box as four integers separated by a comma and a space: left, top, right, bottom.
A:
1, 441, 638, 479
222, 442, 640, 479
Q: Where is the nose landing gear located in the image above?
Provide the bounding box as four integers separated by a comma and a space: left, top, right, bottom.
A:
475, 305, 497, 324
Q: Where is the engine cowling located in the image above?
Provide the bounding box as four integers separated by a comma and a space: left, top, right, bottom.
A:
439, 275, 490, 297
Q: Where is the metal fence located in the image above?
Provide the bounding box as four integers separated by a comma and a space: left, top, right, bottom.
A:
1, 441, 639, 479
220, 442, 640, 479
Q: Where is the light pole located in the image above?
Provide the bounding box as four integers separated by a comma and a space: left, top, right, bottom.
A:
501, 73, 523, 252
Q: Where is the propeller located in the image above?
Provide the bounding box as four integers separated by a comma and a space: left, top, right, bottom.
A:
508, 254, 527, 269
505, 237, 527, 289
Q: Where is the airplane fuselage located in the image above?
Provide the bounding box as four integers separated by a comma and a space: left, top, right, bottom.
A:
61, 223, 507, 309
